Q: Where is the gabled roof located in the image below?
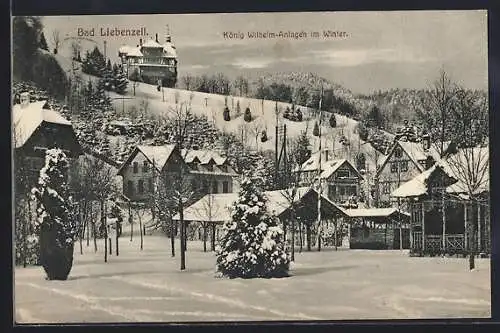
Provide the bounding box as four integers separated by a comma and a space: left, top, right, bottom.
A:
13, 100, 72, 148
142, 39, 163, 48
181, 149, 227, 166
377, 140, 443, 177
391, 146, 489, 198
173, 187, 345, 223
116, 144, 177, 175
295, 152, 363, 180
126, 47, 143, 57
162, 42, 177, 58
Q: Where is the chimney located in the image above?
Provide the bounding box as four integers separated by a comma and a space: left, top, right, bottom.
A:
155, 33, 159, 43
323, 149, 329, 162
139, 38, 143, 46
20, 92, 30, 108
165, 24, 172, 43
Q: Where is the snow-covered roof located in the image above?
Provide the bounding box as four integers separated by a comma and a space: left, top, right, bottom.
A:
13, 100, 72, 148
137, 144, 177, 171
126, 47, 143, 57
162, 42, 177, 58
118, 45, 131, 54
175, 187, 343, 222
142, 39, 163, 48
378, 140, 444, 176
181, 149, 227, 166
343, 208, 410, 218
295, 152, 362, 180
391, 147, 489, 198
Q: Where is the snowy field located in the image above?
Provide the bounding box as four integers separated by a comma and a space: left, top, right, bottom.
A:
15, 235, 490, 323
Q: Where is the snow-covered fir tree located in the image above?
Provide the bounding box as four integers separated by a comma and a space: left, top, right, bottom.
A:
216, 177, 290, 278
31, 149, 79, 279
113, 66, 128, 95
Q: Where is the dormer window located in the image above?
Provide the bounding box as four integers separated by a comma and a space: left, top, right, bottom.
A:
394, 147, 403, 158
143, 160, 149, 173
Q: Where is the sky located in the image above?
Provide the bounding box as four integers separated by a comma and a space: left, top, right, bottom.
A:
40, 11, 488, 94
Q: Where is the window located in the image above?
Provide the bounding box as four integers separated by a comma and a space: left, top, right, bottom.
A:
138, 180, 144, 194
329, 185, 337, 197
336, 170, 350, 179
222, 181, 229, 193
400, 160, 408, 172
390, 161, 398, 173
350, 186, 357, 196
143, 161, 149, 173
394, 147, 403, 158
127, 180, 134, 196
202, 180, 209, 193
148, 178, 153, 192
339, 186, 346, 196
383, 183, 391, 194
133, 162, 139, 173
212, 181, 218, 194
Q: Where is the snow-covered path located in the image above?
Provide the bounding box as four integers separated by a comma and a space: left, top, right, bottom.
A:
15, 236, 490, 323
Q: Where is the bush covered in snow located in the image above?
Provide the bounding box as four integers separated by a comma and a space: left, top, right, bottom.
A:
216, 177, 290, 278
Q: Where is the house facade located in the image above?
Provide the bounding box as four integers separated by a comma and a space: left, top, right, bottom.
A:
13, 92, 83, 193
295, 149, 363, 206
375, 138, 443, 207
117, 145, 239, 203
118, 30, 177, 87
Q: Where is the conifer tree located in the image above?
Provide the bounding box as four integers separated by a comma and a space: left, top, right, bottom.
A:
244, 107, 252, 122
313, 121, 320, 137
31, 149, 79, 280
216, 177, 289, 278
114, 66, 128, 95
39, 32, 49, 51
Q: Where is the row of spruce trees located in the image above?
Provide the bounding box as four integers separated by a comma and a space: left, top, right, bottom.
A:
81, 46, 128, 95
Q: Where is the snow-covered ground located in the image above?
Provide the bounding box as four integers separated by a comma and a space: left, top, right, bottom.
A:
15, 235, 490, 323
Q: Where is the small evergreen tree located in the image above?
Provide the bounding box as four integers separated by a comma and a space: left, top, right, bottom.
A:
244, 107, 252, 122
216, 177, 289, 278
39, 32, 49, 51
260, 129, 268, 142
236, 100, 241, 116
313, 121, 320, 137
223, 106, 231, 121
31, 149, 79, 280
114, 67, 128, 95
329, 113, 337, 128
358, 122, 369, 141
295, 108, 303, 122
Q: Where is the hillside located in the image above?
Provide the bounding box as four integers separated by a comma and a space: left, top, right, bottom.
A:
53, 54, 388, 175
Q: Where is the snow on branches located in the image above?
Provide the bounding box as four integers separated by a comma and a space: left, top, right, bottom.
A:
31, 149, 79, 247
216, 177, 290, 278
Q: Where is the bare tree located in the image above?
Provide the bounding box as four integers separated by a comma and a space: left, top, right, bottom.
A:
193, 185, 222, 252
71, 41, 81, 61
249, 119, 265, 150
80, 155, 117, 262
415, 70, 458, 157
181, 74, 194, 91
131, 202, 148, 251
445, 87, 489, 270
51, 30, 61, 54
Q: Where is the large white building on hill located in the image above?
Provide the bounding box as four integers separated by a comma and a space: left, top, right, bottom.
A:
118, 27, 177, 87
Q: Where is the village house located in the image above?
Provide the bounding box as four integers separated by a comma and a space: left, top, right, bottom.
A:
294, 149, 364, 206
375, 136, 446, 207
391, 146, 490, 256
117, 145, 239, 202
13, 92, 83, 191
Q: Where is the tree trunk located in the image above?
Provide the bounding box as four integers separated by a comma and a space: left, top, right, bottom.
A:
299, 221, 303, 253
86, 203, 90, 247
139, 214, 143, 251
334, 218, 338, 251
306, 224, 311, 251
469, 203, 475, 270
211, 224, 216, 251
92, 220, 97, 252
79, 203, 83, 255
116, 217, 120, 256
102, 200, 108, 263
179, 198, 186, 270
291, 211, 295, 262
203, 222, 207, 252
170, 219, 176, 257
